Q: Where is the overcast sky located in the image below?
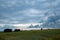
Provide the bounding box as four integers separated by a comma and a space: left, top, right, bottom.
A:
0, 0, 60, 30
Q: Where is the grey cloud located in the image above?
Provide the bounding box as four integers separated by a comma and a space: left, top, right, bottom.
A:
0, 0, 60, 25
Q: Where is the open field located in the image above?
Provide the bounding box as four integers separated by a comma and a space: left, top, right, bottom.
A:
0, 29, 60, 40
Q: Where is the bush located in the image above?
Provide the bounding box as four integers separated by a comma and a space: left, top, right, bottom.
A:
4, 29, 12, 32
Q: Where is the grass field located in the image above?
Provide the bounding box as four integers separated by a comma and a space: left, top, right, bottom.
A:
0, 29, 60, 40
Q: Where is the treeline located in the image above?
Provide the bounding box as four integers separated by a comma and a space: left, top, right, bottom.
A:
4, 29, 20, 32
4, 28, 43, 32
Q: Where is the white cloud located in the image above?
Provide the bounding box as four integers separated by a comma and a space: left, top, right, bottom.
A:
19, 8, 47, 16
37, 0, 46, 2
1, 4, 6, 8
1, 0, 22, 7
42, 2, 51, 8
0, 23, 40, 28
9, 21, 19, 24
50, 0, 60, 7
0, 24, 5, 27
1, 0, 59, 9
25, 0, 36, 6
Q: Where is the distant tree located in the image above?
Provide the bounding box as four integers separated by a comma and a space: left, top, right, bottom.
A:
41, 28, 43, 30
4, 29, 12, 32
14, 29, 20, 32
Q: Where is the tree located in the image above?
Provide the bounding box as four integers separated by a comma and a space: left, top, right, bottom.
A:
14, 29, 20, 32
4, 29, 12, 32
41, 28, 43, 30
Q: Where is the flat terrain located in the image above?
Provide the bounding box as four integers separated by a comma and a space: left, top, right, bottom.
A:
0, 29, 60, 40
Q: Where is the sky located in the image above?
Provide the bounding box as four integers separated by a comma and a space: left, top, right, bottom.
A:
0, 0, 60, 31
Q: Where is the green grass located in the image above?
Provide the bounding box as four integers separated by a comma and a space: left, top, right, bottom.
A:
0, 29, 60, 40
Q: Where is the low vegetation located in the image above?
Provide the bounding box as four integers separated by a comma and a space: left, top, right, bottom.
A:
0, 29, 60, 40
